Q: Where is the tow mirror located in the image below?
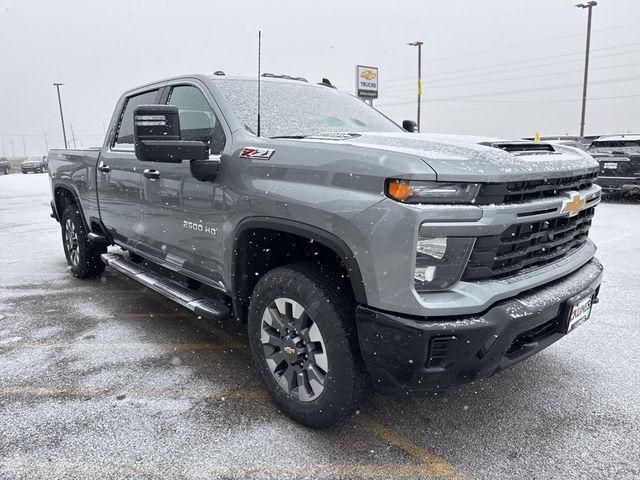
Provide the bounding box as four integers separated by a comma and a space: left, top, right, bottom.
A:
402, 120, 418, 133
133, 105, 208, 163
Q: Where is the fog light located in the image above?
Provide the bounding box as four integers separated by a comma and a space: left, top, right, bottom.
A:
414, 266, 436, 283
413, 236, 476, 292
417, 237, 447, 260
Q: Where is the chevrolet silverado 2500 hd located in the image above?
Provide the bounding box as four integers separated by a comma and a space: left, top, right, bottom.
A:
49, 74, 602, 427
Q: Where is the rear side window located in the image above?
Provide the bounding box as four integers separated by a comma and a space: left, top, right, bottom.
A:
114, 90, 159, 145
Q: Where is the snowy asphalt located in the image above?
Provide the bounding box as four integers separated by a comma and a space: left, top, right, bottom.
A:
0, 173, 638, 479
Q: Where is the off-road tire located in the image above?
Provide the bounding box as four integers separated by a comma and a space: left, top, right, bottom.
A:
248, 262, 371, 428
61, 206, 106, 278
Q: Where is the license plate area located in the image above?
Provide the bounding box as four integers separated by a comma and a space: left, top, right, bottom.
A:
562, 291, 594, 334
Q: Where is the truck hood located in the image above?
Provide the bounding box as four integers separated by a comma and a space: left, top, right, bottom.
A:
299, 132, 599, 182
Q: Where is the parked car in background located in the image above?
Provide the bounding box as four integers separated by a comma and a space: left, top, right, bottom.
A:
588, 134, 640, 196
0, 157, 10, 174
21, 155, 48, 174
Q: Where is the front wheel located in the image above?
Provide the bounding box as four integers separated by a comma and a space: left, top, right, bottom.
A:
61, 206, 106, 278
248, 262, 371, 428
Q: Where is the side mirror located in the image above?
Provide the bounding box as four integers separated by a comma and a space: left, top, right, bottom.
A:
133, 105, 209, 163
402, 120, 418, 133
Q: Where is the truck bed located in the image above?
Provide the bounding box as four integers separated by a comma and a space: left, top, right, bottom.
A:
48, 148, 102, 228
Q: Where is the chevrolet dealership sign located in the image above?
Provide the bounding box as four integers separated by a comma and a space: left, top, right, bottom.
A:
356, 65, 378, 99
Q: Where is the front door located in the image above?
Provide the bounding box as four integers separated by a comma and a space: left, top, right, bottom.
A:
139, 83, 227, 286
97, 88, 161, 248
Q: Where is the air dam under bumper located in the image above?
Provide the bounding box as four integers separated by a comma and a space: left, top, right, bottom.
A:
356, 258, 603, 395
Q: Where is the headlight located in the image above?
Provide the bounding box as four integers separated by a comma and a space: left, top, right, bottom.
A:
386, 179, 480, 204
414, 236, 475, 292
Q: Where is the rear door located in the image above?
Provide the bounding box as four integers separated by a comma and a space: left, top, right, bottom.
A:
139, 81, 228, 285
97, 88, 161, 247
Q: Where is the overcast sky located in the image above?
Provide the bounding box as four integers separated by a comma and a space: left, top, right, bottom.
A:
0, 0, 638, 156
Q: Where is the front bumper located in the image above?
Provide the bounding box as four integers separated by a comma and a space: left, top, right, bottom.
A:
356, 258, 603, 395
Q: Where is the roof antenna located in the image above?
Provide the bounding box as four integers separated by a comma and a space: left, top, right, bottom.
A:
257, 30, 262, 137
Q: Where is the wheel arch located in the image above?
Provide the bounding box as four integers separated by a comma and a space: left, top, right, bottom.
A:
53, 184, 87, 229
231, 217, 367, 322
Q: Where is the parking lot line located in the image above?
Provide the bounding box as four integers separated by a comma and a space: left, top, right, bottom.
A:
0, 385, 456, 477
355, 415, 457, 478
0, 460, 454, 479
0, 386, 268, 400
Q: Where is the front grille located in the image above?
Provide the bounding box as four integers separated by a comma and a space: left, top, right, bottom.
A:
463, 207, 595, 281
475, 172, 597, 205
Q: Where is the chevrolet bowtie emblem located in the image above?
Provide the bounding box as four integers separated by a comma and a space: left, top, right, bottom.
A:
283, 346, 295, 355
360, 70, 376, 80
561, 193, 586, 217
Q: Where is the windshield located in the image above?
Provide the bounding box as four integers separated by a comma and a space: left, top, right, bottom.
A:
26, 156, 42, 162
588, 140, 640, 154
212, 79, 402, 137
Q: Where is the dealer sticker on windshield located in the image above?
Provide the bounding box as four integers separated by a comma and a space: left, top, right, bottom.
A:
565, 295, 593, 333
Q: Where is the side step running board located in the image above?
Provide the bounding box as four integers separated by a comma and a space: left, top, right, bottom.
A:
101, 253, 230, 321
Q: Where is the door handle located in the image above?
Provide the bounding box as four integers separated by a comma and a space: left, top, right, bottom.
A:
97, 163, 110, 173
143, 168, 160, 180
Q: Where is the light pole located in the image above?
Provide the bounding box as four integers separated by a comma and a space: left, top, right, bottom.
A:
53, 83, 68, 149
407, 41, 423, 132
576, 1, 597, 137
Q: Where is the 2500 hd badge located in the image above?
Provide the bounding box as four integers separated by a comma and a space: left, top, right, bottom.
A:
183, 220, 217, 236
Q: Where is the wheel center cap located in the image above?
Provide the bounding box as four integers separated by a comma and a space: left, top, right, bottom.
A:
281, 337, 304, 364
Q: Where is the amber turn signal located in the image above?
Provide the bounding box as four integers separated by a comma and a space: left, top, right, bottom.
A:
386, 180, 412, 201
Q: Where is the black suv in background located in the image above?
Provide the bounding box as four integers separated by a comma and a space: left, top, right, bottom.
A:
21, 155, 48, 174
589, 134, 640, 196
0, 157, 9, 174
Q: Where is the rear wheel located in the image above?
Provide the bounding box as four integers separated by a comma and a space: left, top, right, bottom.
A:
248, 262, 371, 428
61, 206, 106, 278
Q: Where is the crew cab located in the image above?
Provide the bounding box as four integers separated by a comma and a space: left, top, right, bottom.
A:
588, 134, 640, 196
48, 73, 602, 427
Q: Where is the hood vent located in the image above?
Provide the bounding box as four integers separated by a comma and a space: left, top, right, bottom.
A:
479, 141, 556, 154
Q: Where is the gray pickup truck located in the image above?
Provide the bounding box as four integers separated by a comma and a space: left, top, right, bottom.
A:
49, 73, 603, 427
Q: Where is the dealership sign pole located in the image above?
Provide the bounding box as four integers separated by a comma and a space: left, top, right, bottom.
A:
356, 65, 378, 106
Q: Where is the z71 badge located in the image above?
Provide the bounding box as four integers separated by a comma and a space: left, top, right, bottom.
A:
239, 147, 275, 160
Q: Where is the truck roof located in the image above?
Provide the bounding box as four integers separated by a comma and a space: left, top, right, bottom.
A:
123, 73, 332, 97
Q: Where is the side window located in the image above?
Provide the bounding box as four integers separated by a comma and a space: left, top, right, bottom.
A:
114, 90, 159, 146
167, 85, 226, 154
